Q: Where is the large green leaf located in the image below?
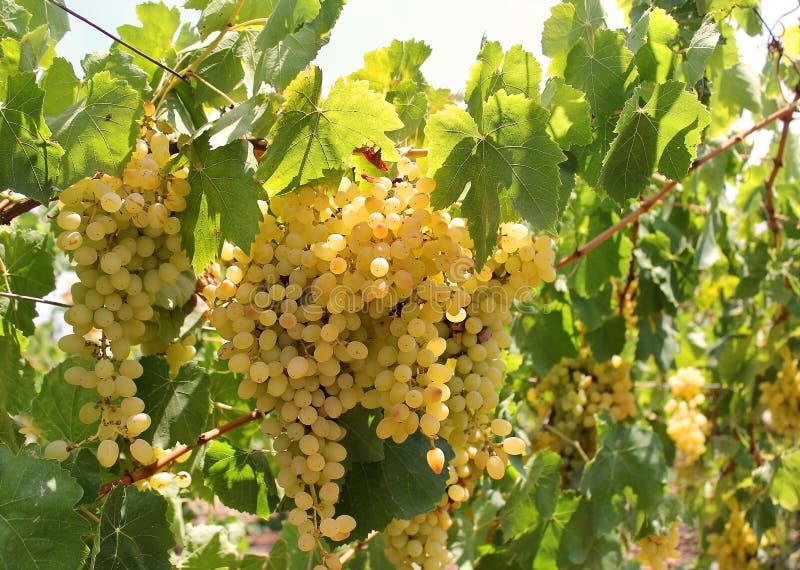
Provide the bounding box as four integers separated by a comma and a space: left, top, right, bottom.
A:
599, 81, 710, 202
541, 0, 606, 76
557, 499, 623, 570
41, 56, 79, 117
61, 447, 101, 506
81, 50, 150, 95
350, 39, 431, 92
206, 92, 282, 149
541, 78, 591, 150
266, 523, 320, 569
338, 405, 385, 464
564, 29, 634, 117
203, 439, 279, 516
17, 0, 69, 40
501, 451, 561, 538
337, 432, 454, 540
252, 0, 343, 92
515, 304, 579, 377
629, 8, 678, 83
92, 486, 174, 570
0, 331, 35, 414
0, 71, 63, 201
465, 41, 542, 117
0, 445, 89, 570
182, 137, 264, 273
32, 360, 98, 444
0, 227, 54, 335
0, 0, 30, 39
680, 17, 719, 85
50, 71, 142, 185
115, 2, 180, 77
770, 451, 800, 511
136, 356, 212, 447
256, 66, 402, 194
425, 91, 565, 264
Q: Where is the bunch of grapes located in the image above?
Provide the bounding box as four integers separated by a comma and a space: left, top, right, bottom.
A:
383, 498, 452, 570
759, 346, 800, 439
707, 500, 760, 570
664, 367, 708, 465
527, 353, 637, 474
47, 125, 192, 468
634, 523, 680, 570
204, 155, 555, 565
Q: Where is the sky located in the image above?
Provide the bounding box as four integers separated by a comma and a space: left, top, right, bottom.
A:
54, 1, 799, 94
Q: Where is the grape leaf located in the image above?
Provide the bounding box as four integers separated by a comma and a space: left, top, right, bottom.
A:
256, 66, 402, 194
708, 63, 761, 137
338, 405, 385, 464
182, 136, 264, 273
564, 29, 634, 117
337, 432, 454, 540
205, 92, 281, 149
680, 17, 719, 85
629, 8, 678, 83
501, 451, 561, 538
541, 0, 606, 75
203, 439, 279, 516
0, 330, 35, 414
266, 523, 320, 569
42, 56, 79, 117
32, 360, 98, 444
0, 71, 63, 202
92, 486, 175, 570
572, 203, 632, 296
599, 81, 710, 202
514, 303, 579, 379
81, 50, 150, 95
61, 447, 101, 506
386, 80, 427, 142
0, 445, 89, 570
0, 227, 55, 335
557, 498, 623, 570
425, 91, 565, 264
0, 0, 30, 38
350, 39, 431, 92
180, 532, 238, 570
136, 356, 212, 447
252, 0, 343, 92
770, 451, 800, 511
18, 0, 69, 40
115, 2, 180, 77
466, 41, 542, 118
50, 71, 142, 186
192, 33, 245, 105
541, 77, 591, 150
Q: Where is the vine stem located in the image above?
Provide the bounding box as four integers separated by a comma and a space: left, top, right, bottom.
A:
98, 409, 263, 496
557, 100, 799, 269
337, 531, 379, 565
544, 424, 589, 463
45, 0, 187, 83
0, 290, 72, 308
763, 97, 797, 248
0, 198, 40, 224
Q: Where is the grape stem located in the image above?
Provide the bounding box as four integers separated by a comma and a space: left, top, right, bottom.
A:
45, 0, 188, 83
337, 530, 379, 565
557, 99, 799, 269
543, 424, 589, 463
763, 96, 796, 248
0, 198, 40, 224
0, 290, 72, 308
98, 409, 263, 496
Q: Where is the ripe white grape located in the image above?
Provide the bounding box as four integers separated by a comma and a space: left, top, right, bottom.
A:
97, 439, 119, 467
44, 440, 69, 461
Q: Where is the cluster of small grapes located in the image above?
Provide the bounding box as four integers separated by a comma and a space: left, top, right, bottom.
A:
707, 500, 760, 570
133, 443, 193, 493
527, 353, 638, 474
204, 156, 555, 565
383, 498, 452, 570
46, 126, 193, 469
634, 523, 679, 570
664, 367, 708, 465
759, 346, 800, 439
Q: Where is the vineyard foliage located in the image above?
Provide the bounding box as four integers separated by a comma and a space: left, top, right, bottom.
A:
1, 0, 800, 569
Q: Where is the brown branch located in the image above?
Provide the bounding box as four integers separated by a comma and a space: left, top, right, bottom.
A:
337, 531, 379, 566
764, 101, 796, 248
0, 199, 40, 224
0, 290, 72, 308
618, 219, 639, 315
557, 100, 799, 269
99, 409, 263, 496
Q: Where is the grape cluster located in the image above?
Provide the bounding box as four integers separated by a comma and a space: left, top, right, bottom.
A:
48, 127, 192, 468
133, 443, 193, 493
527, 353, 637, 473
383, 499, 452, 570
707, 500, 760, 570
664, 367, 708, 465
759, 347, 800, 439
634, 523, 679, 570
205, 156, 555, 564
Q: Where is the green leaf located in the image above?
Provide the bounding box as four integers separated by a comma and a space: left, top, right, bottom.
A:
42, 56, 79, 117
204, 439, 279, 516
195, 0, 244, 38
564, 30, 634, 117
182, 137, 264, 273
599, 81, 710, 202
770, 451, 800, 511
253, 0, 343, 92
61, 447, 101, 506
386, 80, 427, 142
629, 8, 678, 83
32, 360, 98, 444
0, 71, 63, 201
557, 498, 623, 570
115, 2, 180, 76
680, 17, 719, 85
584, 315, 626, 362
0, 227, 54, 335
17, 0, 69, 40
465, 41, 542, 118
515, 304, 579, 377
580, 414, 667, 520
0, 0, 30, 38
541, 78, 591, 150
425, 91, 565, 263
501, 451, 561, 538
572, 204, 632, 296
350, 39, 431, 92
337, 432, 454, 540
92, 486, 175, 570
636, 313, 678, 371
18, 23, 54, 71
0, 445, 89, 570
50, 71, 142, 186
542, 0, 606, 76
136, 356, 212, 447
191, 33, 245, 105
338, 405, 385, 464
256, 66, 402, 194
81, 50, 150, 96
0, 331, 35, 414
266, 523, 320, 570
206, 92, 281, 149
708, 63, 761, 138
